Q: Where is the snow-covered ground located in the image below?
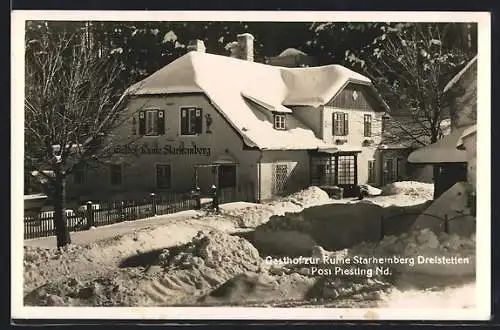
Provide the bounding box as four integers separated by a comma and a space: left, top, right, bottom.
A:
23, 183, 475, 309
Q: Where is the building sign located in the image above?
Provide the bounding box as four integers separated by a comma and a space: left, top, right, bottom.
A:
113, 142, 211, 156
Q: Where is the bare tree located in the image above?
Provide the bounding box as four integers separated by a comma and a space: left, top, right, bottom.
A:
344, 23, 475, 146
25, 25, 129, 248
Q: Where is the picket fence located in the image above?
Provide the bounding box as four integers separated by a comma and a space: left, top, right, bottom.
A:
24, 186, 255, 239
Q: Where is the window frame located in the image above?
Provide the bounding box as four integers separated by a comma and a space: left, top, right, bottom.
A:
155, 163, 172, 190
145, 109, 159, 136
364, 114, 372, 137
273, 113, 287, 130
367, 160, 376, 184
180, 107, 203, 136
333, 112, 349, 136
110, 164, 123, 186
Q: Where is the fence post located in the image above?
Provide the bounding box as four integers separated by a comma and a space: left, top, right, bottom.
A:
119, 201, 125, 221
211, 184, 219, 213
150, 193, 157, 216
86, 201, 94, 229
195, 187, 201, 210
444, 214, 449, 234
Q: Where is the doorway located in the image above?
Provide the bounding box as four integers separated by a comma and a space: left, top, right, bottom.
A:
435, 162, 468, 198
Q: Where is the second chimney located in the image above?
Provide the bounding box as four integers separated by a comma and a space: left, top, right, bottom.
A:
187, 39, 206, 53
237, 33, 254, 62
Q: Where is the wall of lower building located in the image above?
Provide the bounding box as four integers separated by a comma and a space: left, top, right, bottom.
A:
258, 150, 310, 201
462, 133, 477, 188
66, 93, 261, 203
378, 148, 434, 186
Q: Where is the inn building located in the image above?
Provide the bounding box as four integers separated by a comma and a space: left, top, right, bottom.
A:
67, 34, 392, 202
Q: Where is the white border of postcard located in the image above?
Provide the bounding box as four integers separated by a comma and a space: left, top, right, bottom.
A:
11, 10, 491, 321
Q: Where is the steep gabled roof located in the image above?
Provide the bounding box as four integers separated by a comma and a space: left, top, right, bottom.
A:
127, 52, 381, 150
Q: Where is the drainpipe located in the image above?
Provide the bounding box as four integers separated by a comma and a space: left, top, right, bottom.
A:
257, 150, 264, 203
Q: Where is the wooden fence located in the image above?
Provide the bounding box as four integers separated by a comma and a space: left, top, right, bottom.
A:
24, 186, 256, 239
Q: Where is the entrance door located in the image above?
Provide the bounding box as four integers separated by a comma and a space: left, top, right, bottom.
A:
218, 164, 237, 188
196, 166, 216, 194
337, 154, 357, 196
435, 163, 468, 198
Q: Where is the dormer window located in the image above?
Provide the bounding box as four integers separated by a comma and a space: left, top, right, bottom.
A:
273, 114, 287, 130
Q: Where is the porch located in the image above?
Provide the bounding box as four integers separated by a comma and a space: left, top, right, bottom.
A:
309, 148, 361, 197
193, 159, 255, 204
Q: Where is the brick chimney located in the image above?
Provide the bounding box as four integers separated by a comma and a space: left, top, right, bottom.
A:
187, 39, 206, 53
236, 33, 254, 62
226, 41, 239, 58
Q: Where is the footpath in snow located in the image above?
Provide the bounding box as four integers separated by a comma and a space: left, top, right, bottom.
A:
22, 183, 476, 309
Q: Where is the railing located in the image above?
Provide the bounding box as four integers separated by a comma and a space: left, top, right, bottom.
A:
380, 212, 476, 240
24, 191, 198, 239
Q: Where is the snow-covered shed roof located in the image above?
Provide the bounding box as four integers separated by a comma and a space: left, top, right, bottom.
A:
407, 126, 468, 164
127, 51, 379, 150
278, 48, 308, 57
456, 124, 477, 150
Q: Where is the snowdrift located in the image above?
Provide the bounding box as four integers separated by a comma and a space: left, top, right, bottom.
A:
250, 201, 430, 256
412, 182, 475, 236
219, 186, 331, 228
381, 181, 434, 200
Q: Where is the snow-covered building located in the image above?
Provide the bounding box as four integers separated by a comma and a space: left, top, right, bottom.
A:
265, 48, 318, 68
66, 34, 391, 202
408, 55, 477, 198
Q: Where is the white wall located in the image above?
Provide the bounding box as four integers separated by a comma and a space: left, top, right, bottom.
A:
323, 106, 384, 185
67, 93, 261, 201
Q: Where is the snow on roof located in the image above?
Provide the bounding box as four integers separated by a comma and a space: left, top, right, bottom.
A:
280, 65, 371, 106
407, 127, 468, 164
456, 124, 477, 149
278, 48, 307, 57
443, 55, 478, 94
127, 52, 375, 150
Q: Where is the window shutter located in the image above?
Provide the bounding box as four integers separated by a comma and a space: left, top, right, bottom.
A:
132, 117, 137, 135
181, 108, 188, 135
344, 113, 349, 135
332, 113, 337, 135
138, 111, 146, 135
157, 110, 165, 135
195, 108, 203, 133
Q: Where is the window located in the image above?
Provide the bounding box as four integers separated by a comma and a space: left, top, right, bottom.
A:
368, 160, 376, 183
138, 109, 165, 136
273, 114, 287, 130
156, 164, 171, 189
73, 164, 85, 184
384, 158, 395, 183
364, 114, 372, 137
273, 164, 288, 195
218, 165, 237, 188
333, 112, 349, 136
337, 155, 355, 185
181, 107, 203, 135
110, 164, 122, 186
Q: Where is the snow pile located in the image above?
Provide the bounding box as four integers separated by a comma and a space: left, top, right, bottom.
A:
360, 184, 382, 196
281, 186, 331, 207
220, 186, 330, 228
412, 182, 475, 236
381, 181, 434, 200
349, 228, 476, 276
379, 282, 475, 308
24, 270, 146, 306
221, 204, 278, 228
199, 272, 315, 306
159, 230, 262, 273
